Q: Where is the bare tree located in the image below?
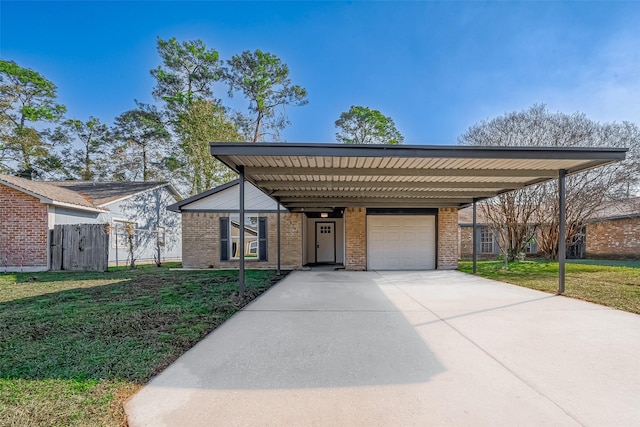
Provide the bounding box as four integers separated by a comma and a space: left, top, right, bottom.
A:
120, 186, 181, 267
460, 105, 639, 260
480, 187, 544, 261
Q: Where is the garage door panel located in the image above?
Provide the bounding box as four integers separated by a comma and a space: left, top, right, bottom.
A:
368, 215, 435, 270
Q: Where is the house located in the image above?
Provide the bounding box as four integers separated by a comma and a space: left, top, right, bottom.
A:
167, 181, 300, 269
168, 179, 440, 269
583, 198, 640, 259
169, 142, 625, 273
457, 207, 539, 260
0, 174, 182, 271
458, 197, 640, 260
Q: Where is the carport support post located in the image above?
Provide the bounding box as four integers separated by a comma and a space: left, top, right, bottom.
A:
277, 198, 281, 275
238, 166, 245, 296
472, 199, 477, 274
558, 169, 566, 294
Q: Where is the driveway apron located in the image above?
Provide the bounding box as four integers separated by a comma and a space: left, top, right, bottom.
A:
126, 270, 640, 426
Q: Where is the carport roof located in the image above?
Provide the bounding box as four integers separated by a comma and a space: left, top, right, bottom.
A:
210, 143, 627, 212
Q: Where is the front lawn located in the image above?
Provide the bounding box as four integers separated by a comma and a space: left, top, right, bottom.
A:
458, 260, 640, 314
0, 265, 285, 426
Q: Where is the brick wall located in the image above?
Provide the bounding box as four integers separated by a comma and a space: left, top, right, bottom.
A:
182, 211, 303, 269
345, 207, 366, 270
0, 184, 49, 269
586, 218, 640, 259
437, 208, 459, 269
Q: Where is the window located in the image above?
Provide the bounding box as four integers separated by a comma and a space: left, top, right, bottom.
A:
156, 226, 166, 247
480, 226, 494, 254
113, 220, 136, 248
319, 225, 332, 234
230, 215, 259, 259
524, 227, 537, 254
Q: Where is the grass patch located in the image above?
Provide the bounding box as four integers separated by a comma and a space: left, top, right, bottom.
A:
0, 265, 286, 426
567, 259, 640, 268
459, 260, 640, 314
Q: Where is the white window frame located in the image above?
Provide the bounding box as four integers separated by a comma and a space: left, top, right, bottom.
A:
156, 226, 166, 247
113, 219, 137, 249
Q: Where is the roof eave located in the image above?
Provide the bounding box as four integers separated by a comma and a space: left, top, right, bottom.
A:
98, 182, 183, 208
51, 200, 108, 213
209, 142, 628, 162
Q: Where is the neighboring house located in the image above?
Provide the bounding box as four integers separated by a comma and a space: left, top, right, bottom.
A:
0, 174, 182, 272
457, 208, 538, 260
458, 198, 640, 260
584, 198, 640, 259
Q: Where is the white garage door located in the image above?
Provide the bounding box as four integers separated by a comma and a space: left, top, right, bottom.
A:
367, 215, 436, 270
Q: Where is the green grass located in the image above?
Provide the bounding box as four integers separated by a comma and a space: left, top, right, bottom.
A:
459, 260, 640, 314
567, 259, 640, 268
0, 264, 285, 427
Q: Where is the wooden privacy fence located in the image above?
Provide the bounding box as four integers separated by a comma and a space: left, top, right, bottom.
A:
50, 224, 109, 271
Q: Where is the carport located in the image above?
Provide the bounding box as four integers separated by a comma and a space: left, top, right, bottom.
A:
209, 143, 626, 293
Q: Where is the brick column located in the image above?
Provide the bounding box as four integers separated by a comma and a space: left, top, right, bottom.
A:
279, 213, 303, 268
438, 207, 459, 269
345, 207, 366, 270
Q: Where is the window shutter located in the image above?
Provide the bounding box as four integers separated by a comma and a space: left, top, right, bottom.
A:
258, 217, 267, 261
220, 217, 229, 261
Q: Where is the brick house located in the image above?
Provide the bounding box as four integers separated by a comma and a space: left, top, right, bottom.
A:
458, 197, 640, 260
584, 198, 640, 259
168, 181, 303, 269
170, 143, 624, 272
0, 174, 182, 271
169, 180, 458, 270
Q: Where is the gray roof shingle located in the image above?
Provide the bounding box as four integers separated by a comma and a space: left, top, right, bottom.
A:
0, 175, 180, 210
48, 181, 174, 206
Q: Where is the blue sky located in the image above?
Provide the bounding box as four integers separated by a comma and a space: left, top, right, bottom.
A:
2, 1, 640, 145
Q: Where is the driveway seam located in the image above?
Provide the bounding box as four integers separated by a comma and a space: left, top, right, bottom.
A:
374, 271, 586, 427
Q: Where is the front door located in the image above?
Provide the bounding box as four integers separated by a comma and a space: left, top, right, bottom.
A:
315, 222, 336, 263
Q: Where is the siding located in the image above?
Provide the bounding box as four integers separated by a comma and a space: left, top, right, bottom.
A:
54, 207, 101, 225
104, 187, 182, 265
185, 183, 283, 211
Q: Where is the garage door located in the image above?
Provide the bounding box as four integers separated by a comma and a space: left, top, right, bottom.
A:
367, 215, 436, 270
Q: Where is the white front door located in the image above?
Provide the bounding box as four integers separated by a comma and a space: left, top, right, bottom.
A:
316, 222, 336, 263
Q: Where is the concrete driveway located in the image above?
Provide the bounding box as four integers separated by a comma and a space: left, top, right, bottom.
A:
126, 270, 640, 426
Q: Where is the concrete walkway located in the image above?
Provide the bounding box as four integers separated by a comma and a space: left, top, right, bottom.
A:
126, 270, 640, 426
